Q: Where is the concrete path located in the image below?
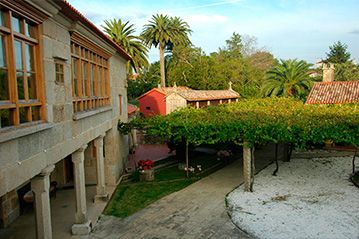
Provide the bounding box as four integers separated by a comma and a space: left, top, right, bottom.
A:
91, 146, 274, 239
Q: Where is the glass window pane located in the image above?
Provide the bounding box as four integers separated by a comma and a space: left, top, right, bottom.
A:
25, 21, 36, 38
0, 36, 6, 67
90, 65, 94, 96
25, 43, 34, 71
97, 67, 102, 96
27, 72, 36, 99
31, 106, 40, 121
0, 11, 3, 26
0, 69, 8, 100
19, 107, 28, 123
12, 15, 21, 33
0, 109, 12, 128
16, 72, 24, 100
55, 63, 64, 84
14, 40, 23, 70
72, 58, 78, 96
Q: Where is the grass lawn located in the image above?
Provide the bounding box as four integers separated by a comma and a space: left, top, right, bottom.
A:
104, 179, 196, 218
104, 150, 239, 218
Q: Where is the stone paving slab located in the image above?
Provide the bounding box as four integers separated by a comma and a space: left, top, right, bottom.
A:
91, 146, 274, 239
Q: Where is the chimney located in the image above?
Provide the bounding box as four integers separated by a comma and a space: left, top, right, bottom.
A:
322, 63, 335, 82
228, 81, 233, 90
158, 83, 161, 89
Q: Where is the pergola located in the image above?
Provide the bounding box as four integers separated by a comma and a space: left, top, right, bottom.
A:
134, 98, 359, 192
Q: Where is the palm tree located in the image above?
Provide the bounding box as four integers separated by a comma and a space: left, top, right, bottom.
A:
141, 14, 191, 87
103, 19, 149, 73
262, 59, 314, 98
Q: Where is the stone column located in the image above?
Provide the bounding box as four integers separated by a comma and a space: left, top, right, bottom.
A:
31, 165, 55, 239
131, 129, 138, 147
71, 144, 91, 235
243, 143, 253, 192
94, 135, 109, 203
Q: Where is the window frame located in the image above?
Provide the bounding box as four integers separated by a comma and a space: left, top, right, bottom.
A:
70, 32, 111, 114
54, 59, 65, 85
0, 5, 45, 129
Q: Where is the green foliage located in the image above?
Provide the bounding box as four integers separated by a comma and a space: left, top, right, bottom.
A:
334, 61, 359, 81
262, 59, 314, 99
141, 14, 192, 87
166, 34, 275, 98
102, 19, 149, 72
118, 120, 131, 135
105, 180, 195, 217
127, 62, 160, 99
326, 41, 351, 64
133, 98, 359, 148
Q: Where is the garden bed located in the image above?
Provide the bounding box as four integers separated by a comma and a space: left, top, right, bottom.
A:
104, 150, 238, 218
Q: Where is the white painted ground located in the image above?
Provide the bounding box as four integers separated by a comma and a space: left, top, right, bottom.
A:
227, 156, 359, 239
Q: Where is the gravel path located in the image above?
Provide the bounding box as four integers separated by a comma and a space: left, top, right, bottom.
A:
227, 156, 359, 239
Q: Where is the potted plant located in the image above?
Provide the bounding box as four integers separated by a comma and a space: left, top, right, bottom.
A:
138, 159, 154, 181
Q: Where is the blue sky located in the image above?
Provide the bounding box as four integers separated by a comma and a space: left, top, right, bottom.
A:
68, 0, 359, 64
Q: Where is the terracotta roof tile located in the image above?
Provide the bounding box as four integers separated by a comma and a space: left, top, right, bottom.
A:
176, 90, 240, 101
306, 81, 359, 104
54, 0, 132, 61
137, 86, 191, 99
158, 86, 192, 94
139, 86, 240, 101
128, 104, 138, 115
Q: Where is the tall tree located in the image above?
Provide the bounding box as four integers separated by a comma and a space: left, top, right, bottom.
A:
326, 41, 351, 64
127, 62, 160, 100
334, 61, 359, 81
103, 19, 149, 73
141, 14, 191, 87
262, 59, 314, 98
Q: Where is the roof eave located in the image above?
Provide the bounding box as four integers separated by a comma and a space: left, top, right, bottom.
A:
54, 0, 132, 61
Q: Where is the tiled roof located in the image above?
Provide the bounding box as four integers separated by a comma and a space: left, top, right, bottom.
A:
139, 86, 240, 101
54, 0, 132, 61
158, 86, 192, 94
176, 90, 240, 101
306, 81, 359, 104
137, 86, 191, 99
128, 104, 138, 115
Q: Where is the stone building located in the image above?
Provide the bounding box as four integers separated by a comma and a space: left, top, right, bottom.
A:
139, 83, 240, 117
306, 64, 359, 104
0, 0, 130, 238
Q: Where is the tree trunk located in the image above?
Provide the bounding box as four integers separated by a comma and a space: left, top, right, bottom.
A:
159, 45, 166, 87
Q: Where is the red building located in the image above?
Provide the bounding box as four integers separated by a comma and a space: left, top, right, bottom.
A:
138, 85, 240, 117
138, 86, 191, 117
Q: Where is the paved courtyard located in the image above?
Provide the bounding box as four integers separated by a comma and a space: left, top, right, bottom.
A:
90, 146, 274, 239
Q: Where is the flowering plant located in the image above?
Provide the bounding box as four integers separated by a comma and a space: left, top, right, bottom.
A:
138, 159, 154, 170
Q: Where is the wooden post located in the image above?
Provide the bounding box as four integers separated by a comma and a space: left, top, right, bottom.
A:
186, 139, 189, 178
283, 143, 291, 162
243, 142, 254, 192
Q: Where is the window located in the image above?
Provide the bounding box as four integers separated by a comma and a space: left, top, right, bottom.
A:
146, 106, 151, 110
0, 7, 43, 129
55, 61, 65, 84
71, 33, 111, 113
119, 95, 122, 115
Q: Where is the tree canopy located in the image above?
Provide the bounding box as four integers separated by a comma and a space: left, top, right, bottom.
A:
141, 14, 192, 87
165, 33, 276, 98
326, 41, 351, 64
103, 19, 149, 72
134, 98, 359, 148
262, 59, 314, 99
